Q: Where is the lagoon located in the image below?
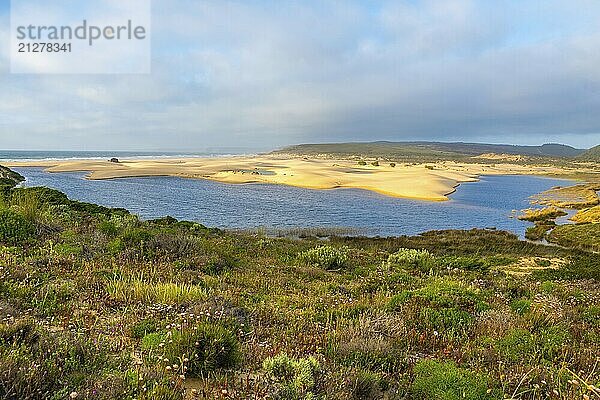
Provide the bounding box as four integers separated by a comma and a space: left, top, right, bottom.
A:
13, 167, 573, 238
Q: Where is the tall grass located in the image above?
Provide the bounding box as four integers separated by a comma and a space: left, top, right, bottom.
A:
106, 278, 208, 304
10, 190, 48, 224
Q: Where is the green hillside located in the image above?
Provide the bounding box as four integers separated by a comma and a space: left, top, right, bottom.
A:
274, 141, 584, 160
578, 144, 600, 160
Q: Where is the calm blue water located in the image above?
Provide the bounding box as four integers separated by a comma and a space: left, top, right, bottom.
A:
12, 167, 573, 238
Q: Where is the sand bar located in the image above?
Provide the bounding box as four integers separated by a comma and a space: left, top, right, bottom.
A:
4, 156, 581, 201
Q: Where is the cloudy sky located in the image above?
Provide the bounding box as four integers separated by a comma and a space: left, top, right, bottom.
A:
1, 0, 600, 151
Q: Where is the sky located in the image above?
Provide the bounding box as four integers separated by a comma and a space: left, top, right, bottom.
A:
1, 0, 600, 151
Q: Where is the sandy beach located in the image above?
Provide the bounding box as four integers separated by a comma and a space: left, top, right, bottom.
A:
5, 156, 579, 201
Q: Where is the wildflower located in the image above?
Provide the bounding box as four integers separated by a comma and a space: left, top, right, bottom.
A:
69, 393, 78, 399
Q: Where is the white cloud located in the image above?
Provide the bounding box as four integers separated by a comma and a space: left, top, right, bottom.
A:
1, 0, 600, 150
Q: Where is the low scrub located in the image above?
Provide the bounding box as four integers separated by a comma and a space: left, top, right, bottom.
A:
386, 248, 433, 271
0, 209, 35, 244
411, 359, 502, 400
518, 207, 567, 222
263, 352, 321, 399
158, 323, 241, 377
298, 245, 348, 269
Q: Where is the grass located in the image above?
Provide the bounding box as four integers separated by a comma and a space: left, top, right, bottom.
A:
0, 167, 599, 399
518, 207, 567, 222
106, 279, 209, 304
532, 183, 600, 209
547, 223, 600, 252
571, 205, 600, 223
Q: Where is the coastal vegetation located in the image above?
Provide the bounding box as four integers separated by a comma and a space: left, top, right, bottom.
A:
273, 142, 584, 162
0, 166, 598, 399
532, 184, 600, 209
517, 207, 567, 222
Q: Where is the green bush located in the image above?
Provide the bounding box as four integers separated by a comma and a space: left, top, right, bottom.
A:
411, 360, 501, 400
0, 322, 109, 399
386, 248, 434, 271
388, 279, 488, 313
162, 323, 240, 376
0, 209, 35, 244
439, 256, 490, 273
582, 305, 600, 327
348, 370, 382, 400
107, 238, 125, 254
419, 307, 474, 339
131, 319, 159, 339
357, 161, 367, 166
496, 327, 569, 363
263, 353, 321, 398
510, 299, 532, 315
141, 332, 166, 351
299, 245, 348, 270
121, 227, 153, 245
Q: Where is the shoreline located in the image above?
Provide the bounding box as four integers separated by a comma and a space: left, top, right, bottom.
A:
5, 155, 584, 202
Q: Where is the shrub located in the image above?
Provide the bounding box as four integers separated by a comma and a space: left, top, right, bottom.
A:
386, 248, 433, 271
582, 305, 600, 327
0, 209, 35, 244
371, 161, 379, 167
263, 353, 321, 398
0, 323, 109, 400
388, 280, 487, 339
389, 163, 396, 167
438, 256, 490, 272
525, 224, 551, 241
99, 220, 119, 237
348, 370, 382, 400
10, 190, 48, 224
131, 319, 159, 339
120, 227, 153, 245
299, 245, 348, 270
205, 253, 238, 275
419, 307, 474, 339
388, 279, 488, 313
357, 161, 367, 166
411, 360, 501, 400
510, 299, 532, 315
141, 332, 166, 351
496, 327, 569, 363
162, 323, 240, 377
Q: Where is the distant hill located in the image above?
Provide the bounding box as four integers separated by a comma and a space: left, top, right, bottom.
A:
274, 141, 584, 160
578, 145, 600, 160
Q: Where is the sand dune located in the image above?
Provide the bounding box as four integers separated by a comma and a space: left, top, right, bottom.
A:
5, 156, 576, 201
